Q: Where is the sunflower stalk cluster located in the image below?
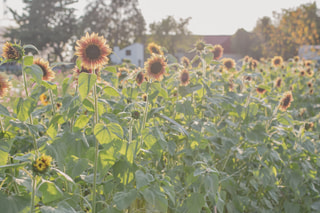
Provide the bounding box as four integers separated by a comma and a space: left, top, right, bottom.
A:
0, 36, 319, 213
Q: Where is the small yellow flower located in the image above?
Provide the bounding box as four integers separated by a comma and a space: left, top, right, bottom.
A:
40, 94, 49, 106
271, 56, 283, 67
33, 154, 52, 173
147, 42, 163, 55
2, 41, 24, 61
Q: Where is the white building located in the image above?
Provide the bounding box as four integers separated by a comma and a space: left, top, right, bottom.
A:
110, 43, 144, 67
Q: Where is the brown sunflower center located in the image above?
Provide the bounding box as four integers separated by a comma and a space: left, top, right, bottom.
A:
181, 72, 189, 83
86, 44, 101, 60
38, 64, 48, 77
282, 96, 291, 107
136, 72, 144, 84
276, 79, 282, 87
257, 88, 265, 93
150, 61, 163, 74
151, 47, 160, 54
7, 46, 20, 59
274, 59, 280, 65
225, 61, 233, 69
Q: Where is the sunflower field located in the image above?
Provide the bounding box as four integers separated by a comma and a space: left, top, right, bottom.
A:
0, 34, 320, 213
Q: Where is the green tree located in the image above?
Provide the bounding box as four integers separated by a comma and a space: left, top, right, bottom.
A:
5, 0, 79, 62
81, 0, 146, 48
148, 16, 193, 55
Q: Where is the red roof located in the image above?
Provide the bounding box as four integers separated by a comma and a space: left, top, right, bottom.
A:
201, 35, 232, 53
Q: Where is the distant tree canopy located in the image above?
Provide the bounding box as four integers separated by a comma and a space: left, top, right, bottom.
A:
148, 16, 194, 55
5, 0, 79, 61
81, 0, 146, 49
232, 2, 320, 59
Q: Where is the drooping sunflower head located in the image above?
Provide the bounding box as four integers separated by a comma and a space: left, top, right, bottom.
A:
223, 58, 236, 70
0, 74, 11, 97
180, 69, 190, 86
131, 110, 140, 120
275, 77, 282, 88
40, 93, 49, 106
212, 44, 224, 60
136, 70, 145, 86
244, 55, 251, 63
2, 41, 24, 61
75, 32, 112, 70
144, 55, 167, 81
306, 67, 314, 77
32, 154, 52, 174
250, 59, 258, 69
195, 40, 206, 51
147, 42, 163, 55
279, 91, 293, 112
271, 56, 283, 67
181, 56, 191, 69
117, 67, 129, 80
33, 58, 55, 81
256, 87, 266, 95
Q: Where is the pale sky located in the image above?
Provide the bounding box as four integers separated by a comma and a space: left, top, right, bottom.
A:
1, 0, 318, 35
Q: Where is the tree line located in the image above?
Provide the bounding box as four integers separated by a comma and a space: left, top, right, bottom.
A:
4, 0, 320, 61
231, 2, 320, 60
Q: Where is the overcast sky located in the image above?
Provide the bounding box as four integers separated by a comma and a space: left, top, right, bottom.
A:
1, 0, 318, 35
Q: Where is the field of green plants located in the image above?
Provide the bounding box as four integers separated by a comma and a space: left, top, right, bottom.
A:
0, 35, 320, 213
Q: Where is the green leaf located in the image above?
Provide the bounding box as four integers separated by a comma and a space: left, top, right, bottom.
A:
135, 170, 154, 189
62, 77, 73, 95
186, 193, 205, 213
17, 98, 36, 121
94, 123, 123, 145
78, 73, 97, 100
83, 98, 94, 112
0, 103, 10, 117
51, 168, 75, 184
141, 186, 168, 212
104, 86, 120, 97
24, 64, 43, 84
23, 44, 39, 53
38, 180, 64, 204
157, 113, 189, 137
113, 189, 137, 210
23, 55, 33, 66
41, 81, 58, 95
0, 192, 30, 213
73, 115, 91, 132
178, 84, 202, 97
0, 162, 27, 170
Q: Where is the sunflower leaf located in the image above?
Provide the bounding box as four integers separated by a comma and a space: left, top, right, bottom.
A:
78, 73, 97, 101
24, 64, 43, 84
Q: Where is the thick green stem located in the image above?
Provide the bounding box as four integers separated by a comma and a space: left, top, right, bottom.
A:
30, 176, 36, 213
49, 89, 56, 115
22, 64, 39, 155
92, 82, 99, 213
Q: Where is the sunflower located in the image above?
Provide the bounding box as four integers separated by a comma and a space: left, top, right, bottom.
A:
307, 81, 313, 88
305, 122, 314, 131
40, 94, 49, 106
244, 56, 251, 63
142, 93, 147, 102
136, 70, 145, 86
310, 88, 314, 94
304, 60, 313, 67
144, 55, 167, 81
195, 40, 205, 51
75, 32, 112, 70
33, 58, 55, 81
271, 56, 283, 67
279, 91, 293, 112
293, 56, 299, 62
32, 154, 52, 174
306, 67, 314, 77
131, 110, 140, 120
2, 41, 24, 61
300, 70, 305, 76
223, 58, 236, 70
181, 56, 191, 68
56, 102, 62, 110
147, 42, 163, 55
212, 44, 224, 60
0, 74, 11, 97
256, 87, 266, 95
250, 59, 258, 69
275, 77, 282, 88
180, 69, 190, 86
